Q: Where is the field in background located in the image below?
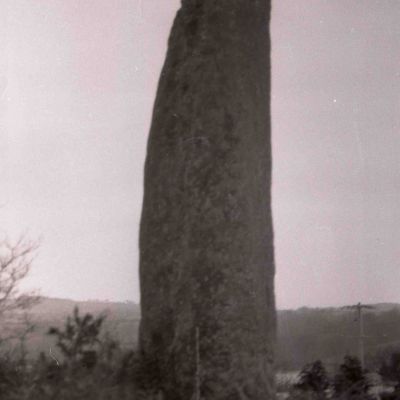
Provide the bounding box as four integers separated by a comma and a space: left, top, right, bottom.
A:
9, 298, 400, 372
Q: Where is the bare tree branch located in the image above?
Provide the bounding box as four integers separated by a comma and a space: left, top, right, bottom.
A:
0, 236, 40, 346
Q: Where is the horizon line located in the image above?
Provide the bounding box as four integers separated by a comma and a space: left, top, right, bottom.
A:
34, 296, 400, 311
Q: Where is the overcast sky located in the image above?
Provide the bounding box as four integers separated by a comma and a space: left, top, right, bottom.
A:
1, 1, 399, 309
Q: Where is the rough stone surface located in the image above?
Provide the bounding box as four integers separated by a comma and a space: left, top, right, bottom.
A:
138, 1, 275, 399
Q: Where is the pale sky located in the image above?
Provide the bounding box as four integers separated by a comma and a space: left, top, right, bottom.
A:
1, 1, 400, 309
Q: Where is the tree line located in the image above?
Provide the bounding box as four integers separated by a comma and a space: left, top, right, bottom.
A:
279, 354, 400, 400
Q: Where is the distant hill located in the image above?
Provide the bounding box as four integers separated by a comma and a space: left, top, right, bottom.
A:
7, 298, 400, 371
15, 297, 141, 358
367, 303, 400, 313
277, 303, 400, 371
30, 297, 141, 321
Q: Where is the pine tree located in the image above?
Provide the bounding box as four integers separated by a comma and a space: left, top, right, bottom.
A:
333, 356, 370, 398
296, 360, 330, 397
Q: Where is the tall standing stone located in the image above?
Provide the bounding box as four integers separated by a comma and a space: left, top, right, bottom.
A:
138, 1, 275, 399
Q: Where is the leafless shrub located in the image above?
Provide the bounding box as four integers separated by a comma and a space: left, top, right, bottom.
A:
0, 236, 40, 347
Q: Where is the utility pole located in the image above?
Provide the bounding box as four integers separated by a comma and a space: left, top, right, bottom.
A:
343, 302, 374, 370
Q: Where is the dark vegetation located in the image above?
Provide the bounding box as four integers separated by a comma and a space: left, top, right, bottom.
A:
282, 355, 400, 400
24, 297, 140, 358
287, 356, 371, 400
0, 306, 158, 400
0, 237, 153, 399
295, 360, 330, 395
